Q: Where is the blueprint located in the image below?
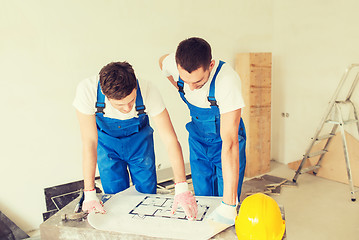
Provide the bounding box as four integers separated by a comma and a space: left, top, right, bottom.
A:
88, 186, 231, 240
129, 195, 209, 221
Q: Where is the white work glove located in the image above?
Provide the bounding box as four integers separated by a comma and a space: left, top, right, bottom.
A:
171, 182, 198, 220
207, 201, 237, 225
82, 189, 106, 214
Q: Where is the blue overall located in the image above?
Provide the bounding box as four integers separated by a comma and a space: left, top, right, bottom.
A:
177, 61, 246, 200
95, 81, 157, 194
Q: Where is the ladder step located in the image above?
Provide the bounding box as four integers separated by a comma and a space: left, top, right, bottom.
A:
294, 65, 359, 201
344, 119, 358, 125
300, 165, 321, 174
325, 119, 358, 125
325, 120, 340, 125
307, 150, 327, 158
315, 133, 335, 141
335, 100, 349, 104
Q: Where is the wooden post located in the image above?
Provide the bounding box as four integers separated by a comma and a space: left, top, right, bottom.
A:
235, 53, 272, 177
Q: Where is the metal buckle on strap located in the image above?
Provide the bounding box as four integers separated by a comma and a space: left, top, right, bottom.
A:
95, 102, 106, 114
207, 97, 218, 107
136, 105, 146, 115
177, 82, 185, 94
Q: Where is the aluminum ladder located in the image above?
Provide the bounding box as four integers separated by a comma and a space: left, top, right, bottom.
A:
292, 64, 359, 202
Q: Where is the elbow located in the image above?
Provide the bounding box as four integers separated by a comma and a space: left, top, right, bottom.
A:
159, 54, 169, 70
223, 139, 239, 150
223, 138, 239, 154
159, 59, 163, 70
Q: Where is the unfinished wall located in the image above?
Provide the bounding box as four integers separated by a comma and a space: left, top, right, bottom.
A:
272, 0, 359, 164
5, 0, 359, 233
0, 0, 273, 232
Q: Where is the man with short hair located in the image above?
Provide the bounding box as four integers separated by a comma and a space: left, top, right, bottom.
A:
73, 61, 197, 219
159, 37, 246, 225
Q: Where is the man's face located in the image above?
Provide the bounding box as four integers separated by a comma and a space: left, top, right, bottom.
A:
108, 88, 136, 114
177, 60, 215, 91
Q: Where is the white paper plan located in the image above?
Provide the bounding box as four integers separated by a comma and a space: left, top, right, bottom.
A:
88, 186, 232, 239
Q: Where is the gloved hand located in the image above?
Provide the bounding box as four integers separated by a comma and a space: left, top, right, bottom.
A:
171, 182, 198, 220
207, 201, 237, 225
82, 189, 106, 214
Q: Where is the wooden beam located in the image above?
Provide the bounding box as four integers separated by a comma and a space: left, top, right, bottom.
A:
235, 53, 272, 177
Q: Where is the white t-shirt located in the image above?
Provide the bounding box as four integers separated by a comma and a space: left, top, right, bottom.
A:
73, 75, 165, 120
161, 53, 245, 114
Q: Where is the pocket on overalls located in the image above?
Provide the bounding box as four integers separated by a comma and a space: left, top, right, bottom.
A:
119, 123, 140, 137
191, 114, 217, 135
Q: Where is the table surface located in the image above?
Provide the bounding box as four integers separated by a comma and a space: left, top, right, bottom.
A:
40, 194, 286, 240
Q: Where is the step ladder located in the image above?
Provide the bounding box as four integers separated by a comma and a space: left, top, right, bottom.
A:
292, 64, 359, 202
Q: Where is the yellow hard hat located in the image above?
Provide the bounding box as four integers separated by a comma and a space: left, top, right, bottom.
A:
235, 193, 285, 240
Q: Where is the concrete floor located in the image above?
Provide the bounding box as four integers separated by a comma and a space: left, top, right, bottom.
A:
268, 161, 359, 240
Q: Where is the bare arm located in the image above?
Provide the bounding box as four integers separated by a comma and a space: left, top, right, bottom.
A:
159, 54, 178, 89
152, 108, 186, 183
76, 110, 98, 191
220, 109, 242, 205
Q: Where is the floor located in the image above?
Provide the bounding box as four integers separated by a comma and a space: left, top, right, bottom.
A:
268, 161, 359, 240
27, 161, 359, 240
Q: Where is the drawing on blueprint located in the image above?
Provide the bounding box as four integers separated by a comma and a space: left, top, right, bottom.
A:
129, 196, 209, 221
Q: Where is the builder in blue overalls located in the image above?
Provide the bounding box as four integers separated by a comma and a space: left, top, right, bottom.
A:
73, 62, 197, 219
159, 37, 246, 225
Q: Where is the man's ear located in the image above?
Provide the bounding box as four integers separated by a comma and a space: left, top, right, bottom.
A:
209, 60, 215, 71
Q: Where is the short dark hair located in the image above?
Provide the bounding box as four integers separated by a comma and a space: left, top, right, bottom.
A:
175, 37, 212, 73
99, 62, 137, 100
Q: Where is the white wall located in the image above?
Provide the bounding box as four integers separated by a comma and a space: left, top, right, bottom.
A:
0, 0, 272, 232
272, 0, 359, 164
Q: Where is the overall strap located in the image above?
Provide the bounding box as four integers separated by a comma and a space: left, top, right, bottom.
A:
135, 79, 146, 117
95, 81, 106, 116
177, 78, 190, 105
207, 60, 225, 109
177, 78, 185, 94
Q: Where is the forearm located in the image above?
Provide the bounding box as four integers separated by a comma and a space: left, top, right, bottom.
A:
76, 111, 98, 191
221, 140, 239, 205
153, 109, 187, 183
82, 145, 106, 214
166, 139, 187, 183
82, 144, 97, 191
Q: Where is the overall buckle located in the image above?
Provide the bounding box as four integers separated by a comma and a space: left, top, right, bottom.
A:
177, 82, 185, 94
207, 97, 218, 107
136, 105, 146, 115
95, 102, 106, 114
